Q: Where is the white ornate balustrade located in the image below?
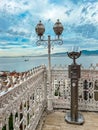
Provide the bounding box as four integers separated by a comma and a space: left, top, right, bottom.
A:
52, 64, 98, 111
0, 65, 47, 130
0, 64, 98, 130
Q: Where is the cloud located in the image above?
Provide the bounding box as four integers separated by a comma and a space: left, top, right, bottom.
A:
0, 0, 98, 56
0, 0, 30, 15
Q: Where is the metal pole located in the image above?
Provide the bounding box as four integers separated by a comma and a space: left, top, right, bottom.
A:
47, 35, 53, 111
71, 79, 78, 121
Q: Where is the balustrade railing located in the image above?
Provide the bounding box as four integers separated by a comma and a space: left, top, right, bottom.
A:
51, 65, 98, 111
0, 65, 47, 130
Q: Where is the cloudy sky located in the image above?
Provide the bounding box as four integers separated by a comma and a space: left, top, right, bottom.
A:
0, 0, 98, 56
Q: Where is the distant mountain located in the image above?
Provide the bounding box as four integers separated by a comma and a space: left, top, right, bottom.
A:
0, 50, 98, 57
51, 52, 67, 57
82, 50, 98, 56
40, 50, 98, 57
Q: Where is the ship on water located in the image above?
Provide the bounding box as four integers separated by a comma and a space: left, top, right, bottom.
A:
24, 59, 29, 62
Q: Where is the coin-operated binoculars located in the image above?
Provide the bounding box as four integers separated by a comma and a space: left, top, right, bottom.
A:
65, 50, 84, 125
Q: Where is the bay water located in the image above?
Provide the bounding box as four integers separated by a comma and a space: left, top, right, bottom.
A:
0, 56, 98, 72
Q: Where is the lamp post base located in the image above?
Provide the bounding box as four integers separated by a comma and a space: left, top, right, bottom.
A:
47, 97, 53, 111
65, 112, 84, 125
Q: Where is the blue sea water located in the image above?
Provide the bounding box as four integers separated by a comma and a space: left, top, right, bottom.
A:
0, 56, 98, 72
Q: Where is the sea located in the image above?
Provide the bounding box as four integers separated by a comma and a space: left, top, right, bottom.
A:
0, 56, 98, 72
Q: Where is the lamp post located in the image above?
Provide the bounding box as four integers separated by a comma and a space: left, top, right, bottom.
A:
65, 50, 84, 125
35, 19, 64, 111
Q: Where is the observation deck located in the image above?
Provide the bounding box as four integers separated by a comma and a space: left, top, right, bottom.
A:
0, 64, 98, 130
40, 111, 98, 130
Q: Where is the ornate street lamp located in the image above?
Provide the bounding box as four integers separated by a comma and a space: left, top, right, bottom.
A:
65, 49, 84, 125
35, 20, 45, 40
35, 19, 64, 111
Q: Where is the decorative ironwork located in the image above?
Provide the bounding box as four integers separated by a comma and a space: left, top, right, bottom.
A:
67, 51, 81, 64
35, 19, 64, 111
36, 39, 63, 47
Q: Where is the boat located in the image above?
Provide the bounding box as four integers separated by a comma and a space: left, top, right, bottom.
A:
24, 59, 29, 62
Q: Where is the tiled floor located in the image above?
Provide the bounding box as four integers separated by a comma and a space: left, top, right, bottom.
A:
42, 111, 98, 130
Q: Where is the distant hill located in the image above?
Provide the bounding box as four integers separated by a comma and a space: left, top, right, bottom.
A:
82, 50, 98, 56
40, 50, 98, 57
0, 50, 98, 58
